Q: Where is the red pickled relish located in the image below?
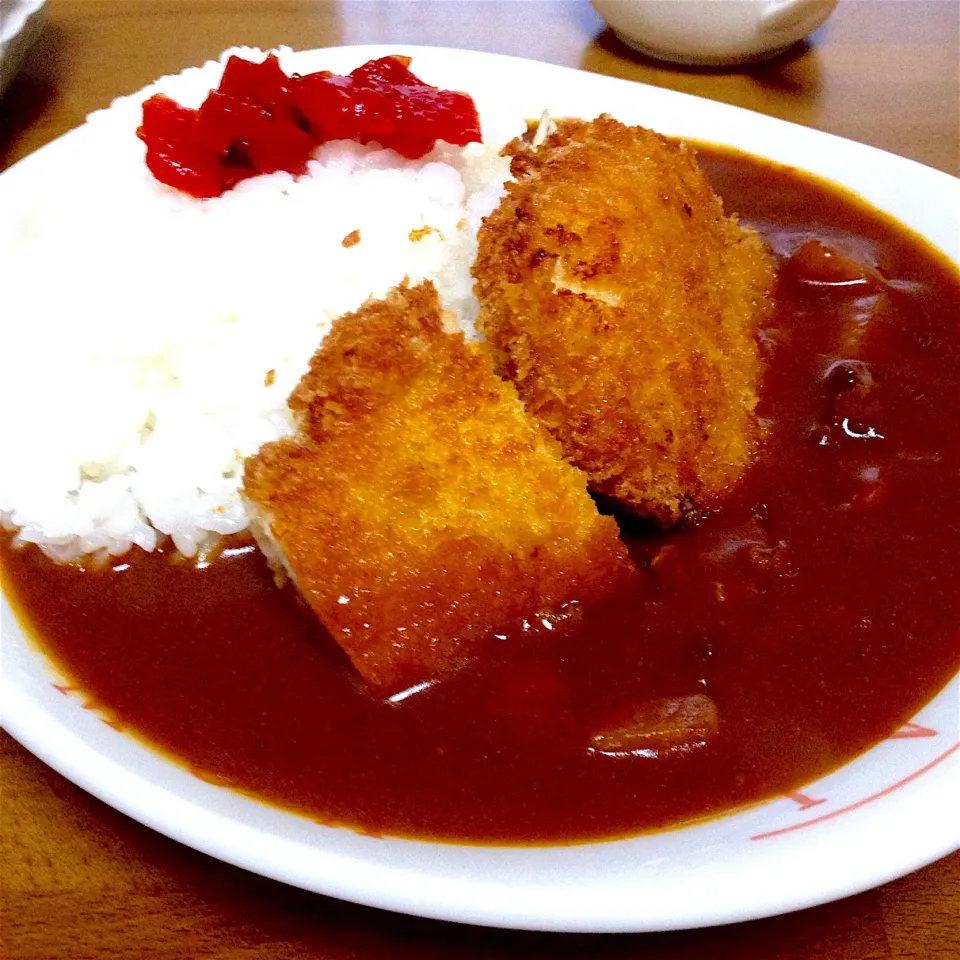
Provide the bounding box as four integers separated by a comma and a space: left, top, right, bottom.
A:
137, 54, 482, 199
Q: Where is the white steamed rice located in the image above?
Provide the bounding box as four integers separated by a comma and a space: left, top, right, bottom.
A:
0, 47, 520, 561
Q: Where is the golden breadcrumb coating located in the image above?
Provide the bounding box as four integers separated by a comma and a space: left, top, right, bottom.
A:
473, 115, 775, 524
242, 281, 630, 693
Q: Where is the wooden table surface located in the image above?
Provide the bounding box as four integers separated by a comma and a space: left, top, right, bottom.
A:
1, 2, 958, 957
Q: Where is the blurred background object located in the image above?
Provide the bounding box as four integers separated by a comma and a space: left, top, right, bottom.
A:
592, 0, 838, 66
0, 0, 46, 94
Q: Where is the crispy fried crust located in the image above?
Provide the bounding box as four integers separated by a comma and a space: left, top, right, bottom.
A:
473, 116, 775, 524
242, 282, 630, 693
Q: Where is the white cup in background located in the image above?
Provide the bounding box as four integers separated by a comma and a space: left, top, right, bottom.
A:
592, 0, 839, 67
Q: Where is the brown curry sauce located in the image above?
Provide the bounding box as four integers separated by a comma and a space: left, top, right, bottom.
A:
3, 147, 959, 843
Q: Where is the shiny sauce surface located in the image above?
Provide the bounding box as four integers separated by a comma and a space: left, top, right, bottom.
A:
3, 148, 960, 843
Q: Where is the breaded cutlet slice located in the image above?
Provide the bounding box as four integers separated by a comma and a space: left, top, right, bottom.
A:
242, 281, 630, 694
473, 115, 775, 525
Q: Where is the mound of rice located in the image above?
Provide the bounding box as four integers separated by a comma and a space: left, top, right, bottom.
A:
0, 47, 519, 561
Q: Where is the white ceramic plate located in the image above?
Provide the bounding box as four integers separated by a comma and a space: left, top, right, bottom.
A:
1, 46, 958, 933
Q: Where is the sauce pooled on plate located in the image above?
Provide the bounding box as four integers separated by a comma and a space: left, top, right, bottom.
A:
3, 146, 959, 843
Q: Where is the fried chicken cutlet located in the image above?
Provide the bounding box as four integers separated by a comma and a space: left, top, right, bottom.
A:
473, 116, 775, 525
242, 281, 630, 694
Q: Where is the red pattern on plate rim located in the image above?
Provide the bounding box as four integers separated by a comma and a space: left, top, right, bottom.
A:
751, 742, 959, 841
785, 791, 827, 811
889, 721, 938, 739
